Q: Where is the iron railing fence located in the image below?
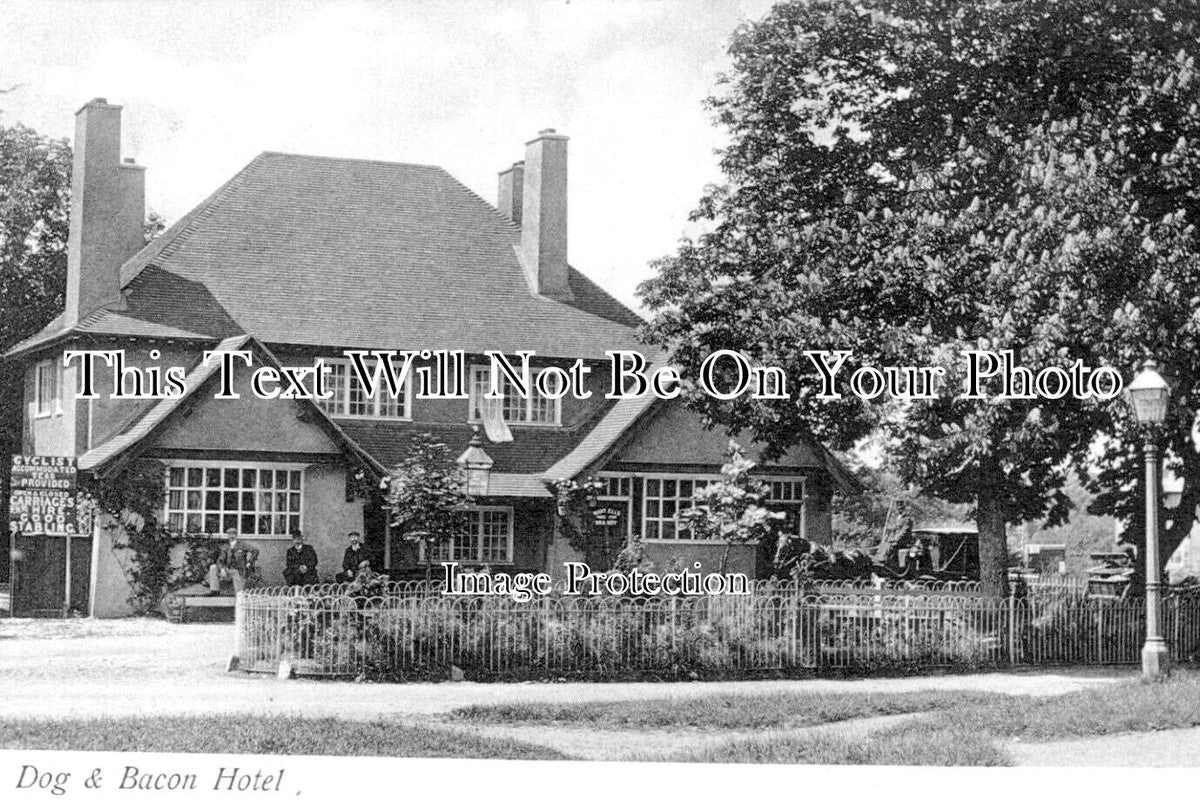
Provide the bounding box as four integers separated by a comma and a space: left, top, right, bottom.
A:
248, 577, 982, 600
235, 586, 1200, 679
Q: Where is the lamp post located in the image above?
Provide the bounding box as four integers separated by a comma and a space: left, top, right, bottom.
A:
1124, 360, 1171, 678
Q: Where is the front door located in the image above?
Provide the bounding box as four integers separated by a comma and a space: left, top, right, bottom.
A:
10, 533, 90, 616
587, 499, 631, 570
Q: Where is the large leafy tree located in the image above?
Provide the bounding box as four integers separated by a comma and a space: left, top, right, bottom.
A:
640, 1, 1200, 595
0, 117, 72, 583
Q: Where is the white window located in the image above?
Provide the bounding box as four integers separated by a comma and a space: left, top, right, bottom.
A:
163, 463, 303, 537
641, 474, 807, 541
424, 506, 513, 563
596, 474, 632, 499
34, 359, 60, 417
316, 358, 411, 419
764, 477, 807, 538
642, 476, 715, 540
468, 365, 561, 426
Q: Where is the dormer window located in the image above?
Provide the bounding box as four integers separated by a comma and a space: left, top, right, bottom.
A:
468, 365, 561, 427
316, 358, 411, 420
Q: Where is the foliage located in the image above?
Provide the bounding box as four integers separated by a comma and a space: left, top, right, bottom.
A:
382, 434, 469, 562
80, 460, 214, 613
679, 442, 783, 542
831, 444, 970, 551
677, 441, 783, 571
0, 120, 71, 466
611, 540, 655, 575
553, 476, 625, 569
639, 0, 1200, 596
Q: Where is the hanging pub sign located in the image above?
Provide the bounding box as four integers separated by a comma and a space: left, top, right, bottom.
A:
9, 455, 80, 537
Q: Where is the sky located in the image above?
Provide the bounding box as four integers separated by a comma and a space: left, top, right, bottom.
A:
1, 0, 775, 312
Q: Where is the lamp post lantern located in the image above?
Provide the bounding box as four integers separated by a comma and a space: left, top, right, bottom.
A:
1124, 360, 1171, 678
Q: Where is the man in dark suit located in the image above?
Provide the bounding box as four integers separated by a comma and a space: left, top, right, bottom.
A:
337, 531, 372, 582
207, 529, 259, 594
283, 530, 319, 587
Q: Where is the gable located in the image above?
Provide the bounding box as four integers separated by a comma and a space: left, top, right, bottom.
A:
148, 380, 341, 456
604, 400, 826, 471
80, 336, 382, 475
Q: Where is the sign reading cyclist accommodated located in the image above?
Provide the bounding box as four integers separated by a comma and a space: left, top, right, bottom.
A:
8, 455, 79, 537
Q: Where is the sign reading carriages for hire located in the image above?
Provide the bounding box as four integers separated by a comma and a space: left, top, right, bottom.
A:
9, 455, 80, 537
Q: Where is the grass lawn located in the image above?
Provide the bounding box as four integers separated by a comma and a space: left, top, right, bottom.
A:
4, 674, 1197, 765
447, 689, 993, 730
663, 727, 1011, 766
0, 716, 566, 760
654, 672, 1200, 765
453, 671, 1200, 766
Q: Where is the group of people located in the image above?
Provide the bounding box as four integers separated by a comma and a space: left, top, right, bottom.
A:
205, 528, 376, 594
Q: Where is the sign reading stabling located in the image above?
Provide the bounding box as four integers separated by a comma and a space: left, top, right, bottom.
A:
9, 455, 80, 537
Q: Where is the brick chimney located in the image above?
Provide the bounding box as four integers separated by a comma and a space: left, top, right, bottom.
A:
496, 161, 524, 225
64, 98, 145, 326
520, 129, 572, 301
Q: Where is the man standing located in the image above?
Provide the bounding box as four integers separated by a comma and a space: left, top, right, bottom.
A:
283, 530, 319, 587
207, 529, 259, 595
337, 531, 372, 582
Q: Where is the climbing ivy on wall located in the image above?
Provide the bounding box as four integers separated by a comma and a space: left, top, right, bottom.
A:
80, 459, 218, 615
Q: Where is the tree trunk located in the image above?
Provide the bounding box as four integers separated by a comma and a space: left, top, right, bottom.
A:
975, 491, 1009, 598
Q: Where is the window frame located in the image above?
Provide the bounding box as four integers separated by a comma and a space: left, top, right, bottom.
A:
467, 365, 562, 427
640, 473, 720, 543
420, 505, 515, 565
33, 358, 61, 418
640, 473, 808, 543
161, 460, 306, 539
315, 357, 413, 420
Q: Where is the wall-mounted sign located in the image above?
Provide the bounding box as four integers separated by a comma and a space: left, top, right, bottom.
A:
9, 455, 80, 537
591, 507, 621, 528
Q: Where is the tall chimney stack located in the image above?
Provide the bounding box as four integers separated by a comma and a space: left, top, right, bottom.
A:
520, 129, 572, 300
64, 98, 145, 326
497, 160, 524, 225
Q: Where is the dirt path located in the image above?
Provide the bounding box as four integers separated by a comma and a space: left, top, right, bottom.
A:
0, 618, 1124, 722
1010, 727, 1200, 766
437, 711, 931, 761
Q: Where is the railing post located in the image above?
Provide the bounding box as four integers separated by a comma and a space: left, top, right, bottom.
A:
1007, 589, 1017, 665
788, 591, 797, 668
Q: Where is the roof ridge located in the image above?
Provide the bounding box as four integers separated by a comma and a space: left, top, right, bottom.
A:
258, 150, 448, 172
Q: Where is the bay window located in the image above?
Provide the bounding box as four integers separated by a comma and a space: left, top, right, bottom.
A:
164, 463, 303, 537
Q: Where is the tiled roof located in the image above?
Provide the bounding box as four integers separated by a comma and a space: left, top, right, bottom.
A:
9, 151, 645, 359
116, 151, 644, 359
543, 393, 659, 482
340, 404, 617, 474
